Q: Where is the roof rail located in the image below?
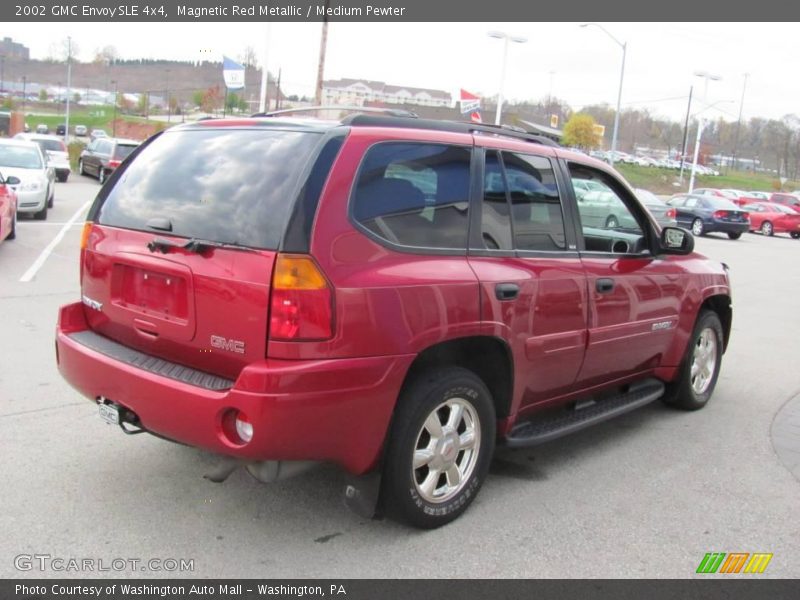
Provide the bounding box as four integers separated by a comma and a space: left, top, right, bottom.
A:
251, 105, 419, 118
341, 114, 561, 147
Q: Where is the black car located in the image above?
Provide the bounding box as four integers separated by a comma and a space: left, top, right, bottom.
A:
56, 124, 67, 136
668, 194, 750, 239
78, 138, 139, 185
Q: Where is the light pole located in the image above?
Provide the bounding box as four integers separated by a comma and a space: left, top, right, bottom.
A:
111, 79, 118, 137
731, 73, 749, 172
165, 68, 171, 123
488, 30, 527, 125
581, 23, 626, 166
65, 36, 72, 146
688, 70, 722, 193
678, 85, 694, 184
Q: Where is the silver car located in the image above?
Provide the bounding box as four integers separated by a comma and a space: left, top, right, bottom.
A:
635, 188, 678, 229
575, 186, 638, 229
0, 139, 55, 220
14, 133, 72, 182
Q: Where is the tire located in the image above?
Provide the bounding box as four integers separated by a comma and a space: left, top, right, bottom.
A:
791, 232, 800, 239
79, 160, 85, 176
98, 168, 106, 185
381, 367, 495, 529
7, 210, 16, 240
47, 188, 54, 209
691, 218, 704, 236
57, 172, 68, 183
34, 203, 48, 221
663, 310, 724, 411
727, 232, 741, 240
605, 216, 619, 229
761, 221, 773, 236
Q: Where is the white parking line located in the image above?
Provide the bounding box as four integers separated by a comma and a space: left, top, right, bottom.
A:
19, 200, 92, 283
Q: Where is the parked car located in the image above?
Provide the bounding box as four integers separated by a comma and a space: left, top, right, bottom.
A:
0, 139, 54, 220
89, 129, 108, 141
744, 191, 771, 201
668, 194, 749, 239
56, 123, 67, 136
0, 171, 19, 243
14, 133, 71, 182
56, 114, 732, 529
634, 188, 677, 228
78, 138, 139, 184
692, 188, 739, 200
74, 124, 88, 137
767, 193, 800, 213
35, 124, 49, 134
742, 202, 800, 238
576, 187, 639, 229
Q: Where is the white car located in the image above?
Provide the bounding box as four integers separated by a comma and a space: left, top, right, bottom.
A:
0, 139, 55, 220
14, 133, 72, 182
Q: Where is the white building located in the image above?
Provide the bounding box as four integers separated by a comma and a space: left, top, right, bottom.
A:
321, 78, 452, 108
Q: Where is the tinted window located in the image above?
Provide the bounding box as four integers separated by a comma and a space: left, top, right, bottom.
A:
113, 143, 138, 160
352, 142, 470, 249
481, 151, 513, 250
96, 129, 321, 249
503, 152, 565, 251
36, 139, 66, 152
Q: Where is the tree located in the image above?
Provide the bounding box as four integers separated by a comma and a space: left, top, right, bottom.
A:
192, 90, 204, 108
48, 38, 80, 62
39, 89, 48, 102
240, 46, 258, 69
93, 45, 118, 65
201, 85, 223, 113
562, 113, 601, 149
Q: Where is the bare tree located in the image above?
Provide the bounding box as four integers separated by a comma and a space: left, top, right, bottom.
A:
240, 46, 258, 69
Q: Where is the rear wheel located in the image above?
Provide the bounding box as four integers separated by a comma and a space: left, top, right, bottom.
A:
381, 367, 495, 529
605, 215, 619, 229
98, 168, 106, 185
57, 172, 68, 183
727, 232, 741, 240
79, 160, 86, 176
761, 221, 773, 236
663, 310, 724, 411
7, 209, 16, 240
791, 232, 800, 239
691, 218, 704, 236
47, 187, 54, 209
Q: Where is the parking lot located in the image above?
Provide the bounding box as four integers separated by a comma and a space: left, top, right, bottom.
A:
1, 177, 798, 578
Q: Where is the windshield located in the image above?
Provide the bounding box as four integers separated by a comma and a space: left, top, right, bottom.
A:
96, 128, 321, 250
0, 145, 43, 169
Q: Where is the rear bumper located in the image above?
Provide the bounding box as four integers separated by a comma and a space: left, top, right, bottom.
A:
56, 302, 415, 474
707, 220, 749, 234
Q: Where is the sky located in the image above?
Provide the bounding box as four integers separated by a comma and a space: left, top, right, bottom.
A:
7, 22, 800, 123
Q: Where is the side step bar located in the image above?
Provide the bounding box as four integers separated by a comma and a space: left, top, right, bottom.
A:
505, 378, 665, 448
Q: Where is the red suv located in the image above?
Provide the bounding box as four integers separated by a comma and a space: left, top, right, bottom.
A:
56, 114, 732, 528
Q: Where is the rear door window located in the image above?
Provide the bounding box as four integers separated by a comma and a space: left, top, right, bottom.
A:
352, 142, 471, 249
94, 128, 321, 250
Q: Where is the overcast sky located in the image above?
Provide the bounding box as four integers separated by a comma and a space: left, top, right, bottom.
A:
7, 22, 799, 123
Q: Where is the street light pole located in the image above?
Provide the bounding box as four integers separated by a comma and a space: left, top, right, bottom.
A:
678, 85, 693, 184
731, 73, 749, 172
688, 70, 721, 193
65, 36, 72, 146
111, 80, 118, 137
488, 31, 527, 125
581, 23, 626, 166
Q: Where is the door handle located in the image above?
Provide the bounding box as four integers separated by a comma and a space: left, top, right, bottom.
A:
596, 278, 615, 293
495, 283, 520, 301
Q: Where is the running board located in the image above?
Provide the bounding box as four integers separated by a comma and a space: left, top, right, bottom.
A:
505, 379, 665, 448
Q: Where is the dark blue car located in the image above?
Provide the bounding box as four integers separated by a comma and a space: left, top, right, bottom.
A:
668, 194, 750, 239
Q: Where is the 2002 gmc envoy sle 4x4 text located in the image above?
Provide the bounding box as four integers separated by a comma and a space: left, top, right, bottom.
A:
56, 110, 732, 529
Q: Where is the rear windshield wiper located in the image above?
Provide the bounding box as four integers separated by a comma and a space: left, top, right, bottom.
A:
147, 237, 255, 254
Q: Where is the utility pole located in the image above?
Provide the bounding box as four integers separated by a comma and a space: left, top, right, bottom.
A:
1, 56, 5, 97
731, 73, 749, 172
165, 68, 171, 123
65, 37, 72, 145
274, 68, 281, 111
258, 22, 271, 113
315, 0, 330, 106
111, 80, 118, 137
21, 76, 27, 113
678, 85, 693, 185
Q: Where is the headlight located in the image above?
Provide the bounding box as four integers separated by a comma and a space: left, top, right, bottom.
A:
20, 181, 43, 192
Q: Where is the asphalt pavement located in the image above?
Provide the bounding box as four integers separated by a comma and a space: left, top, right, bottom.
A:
1, 177, 798, 578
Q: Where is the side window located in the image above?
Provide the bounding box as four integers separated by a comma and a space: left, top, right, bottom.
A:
685, 197, 698, 208
481, 151, 513, 250
569, 163, 647, 254
352, 143, 471, 249
503, 152, 566, 251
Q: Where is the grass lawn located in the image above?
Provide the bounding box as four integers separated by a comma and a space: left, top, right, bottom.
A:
23, 106, 148, 132
615, 164, 800, 195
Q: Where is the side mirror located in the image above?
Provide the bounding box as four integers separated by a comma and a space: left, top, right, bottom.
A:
660, 226, 694, 255
5, 176, 21, 185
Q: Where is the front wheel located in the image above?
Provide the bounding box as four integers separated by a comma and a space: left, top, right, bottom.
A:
663, 310, 724, 411
605, 215, 619, 229
691, 218, 704, 236
761, 221, 773, 236
7, 210, 16, 240
727, 232, 742, 240
790, 232, 800, 239
381, 367, 495, 529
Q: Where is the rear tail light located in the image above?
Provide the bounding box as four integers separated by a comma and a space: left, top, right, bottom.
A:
712, 210, 727, 219
666, 208, 677, 218
741, 212, 750, 221
107, 159, 121, 168
269, 254, 333, 341
79, 222, 94, 286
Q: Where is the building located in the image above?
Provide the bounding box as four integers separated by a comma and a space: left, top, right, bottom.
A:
1, 37, 30, 60
321, 78, 451, 108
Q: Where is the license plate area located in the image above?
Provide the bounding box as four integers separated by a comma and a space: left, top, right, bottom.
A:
98, 402, 120, 425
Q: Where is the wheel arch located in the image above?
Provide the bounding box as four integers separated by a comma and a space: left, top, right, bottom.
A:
700, 293, 732, 352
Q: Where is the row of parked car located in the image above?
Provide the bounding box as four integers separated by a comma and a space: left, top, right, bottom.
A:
586, 150, 721, 175
0, 133, 140, 245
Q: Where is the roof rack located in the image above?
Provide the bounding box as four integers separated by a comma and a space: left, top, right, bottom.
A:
251, 106, 419, 118
340, 114, 560, 147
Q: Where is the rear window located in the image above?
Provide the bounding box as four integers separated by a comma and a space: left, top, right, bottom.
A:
113, 143, 138, 160
37, 139, 66, 152
705, 197, 740, 210
95, 128, 321, 249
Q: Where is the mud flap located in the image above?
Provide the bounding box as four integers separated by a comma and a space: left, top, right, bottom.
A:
343, 471, 383, 519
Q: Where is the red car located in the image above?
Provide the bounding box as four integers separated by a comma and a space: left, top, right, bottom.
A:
743, 202, 800, 238
0, 172, 19, 243
767, 193, 800, 213
56, 114, 732, 528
